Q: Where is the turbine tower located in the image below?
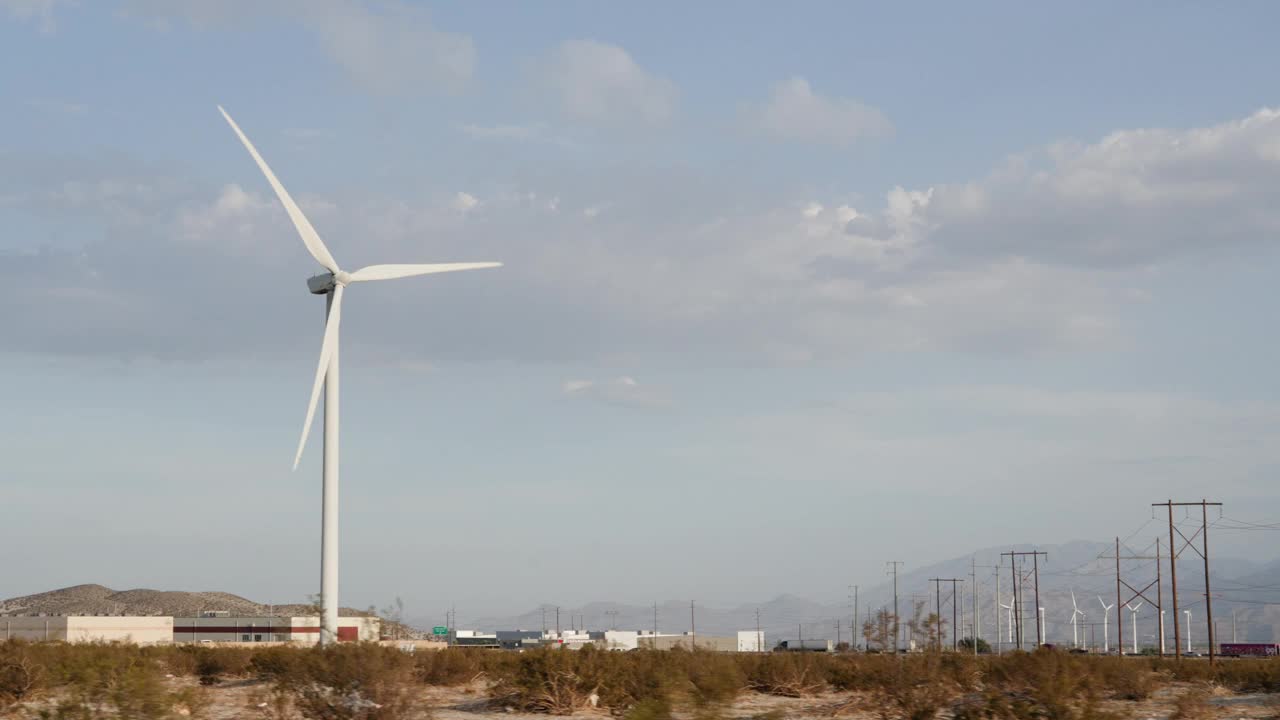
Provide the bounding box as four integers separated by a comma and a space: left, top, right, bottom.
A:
1070, 591, 1085, 648
1126, 602, 1144, 655
1184, 610, 1193, 653
1098, 597, 1115, 654
999, 598, 1014, 648
218, 106, 501, 645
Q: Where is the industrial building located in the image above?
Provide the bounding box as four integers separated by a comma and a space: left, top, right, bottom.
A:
173, 614, 380, 643
1, 613, 379, 645
2, 616, 174, 644
638, 630, 763, 652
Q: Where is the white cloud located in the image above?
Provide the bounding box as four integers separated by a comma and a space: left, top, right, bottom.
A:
562, 376, 671, 408
7, 107, 1280, 365
116, 0, 473, 95
305, 0, 473, 95
537, 40, 676, 128
460, 124, 538, 141
1, 0, 61, 32
746, 76, 892, 147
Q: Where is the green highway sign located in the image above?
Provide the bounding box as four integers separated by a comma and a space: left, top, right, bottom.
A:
433, 626, 448, 635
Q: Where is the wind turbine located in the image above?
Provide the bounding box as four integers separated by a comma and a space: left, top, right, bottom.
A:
1184, 610, 1193, 653
1126, 602, 1144, 654
999, 598, 1014, 647
1070, 590, 1086, 648
218, 106, 501, 645
1098, 597, 1115, 654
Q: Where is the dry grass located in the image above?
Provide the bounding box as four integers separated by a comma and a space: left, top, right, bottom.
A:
5, 640, 1280, 719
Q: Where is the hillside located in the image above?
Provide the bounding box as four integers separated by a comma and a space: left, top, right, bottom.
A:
0, 584, 369, 619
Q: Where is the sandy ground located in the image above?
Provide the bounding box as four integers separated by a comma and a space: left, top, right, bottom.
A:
8, 677, 1280, 719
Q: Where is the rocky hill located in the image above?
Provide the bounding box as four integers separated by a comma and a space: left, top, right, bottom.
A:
0, 584, 367, 619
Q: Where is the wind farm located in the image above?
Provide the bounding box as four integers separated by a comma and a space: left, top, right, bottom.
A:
6, 2, 1280, 719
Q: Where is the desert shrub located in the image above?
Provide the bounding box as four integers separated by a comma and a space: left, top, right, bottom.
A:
108, 663, 177, 720
275, 643, 416, 720
0, 642, 46, 710
1209, 659, 1280, 693
249, 644, 307, 681
624, 697, 674, 720
414, 647, 489, 685
735, 652, 827, 697
1171, 687, 1214, 720
1088, 656, 1160, 700
683, 650, 745, 706
492, 646, 607, 715
871, 656, 961, 720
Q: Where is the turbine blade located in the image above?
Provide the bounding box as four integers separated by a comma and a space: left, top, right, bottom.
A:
294, 285, 344, 470
217, 106, 340, 273
347, 262, 502, 283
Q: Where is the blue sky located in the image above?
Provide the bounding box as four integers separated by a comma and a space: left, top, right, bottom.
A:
3, 1, 1280, 622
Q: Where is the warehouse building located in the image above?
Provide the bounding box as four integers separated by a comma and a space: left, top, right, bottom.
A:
172, 615, 380, 643
1, 614, 378, 644
2, 616, 173, 644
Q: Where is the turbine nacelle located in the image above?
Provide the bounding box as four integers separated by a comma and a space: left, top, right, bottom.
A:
308, 273, 337, 295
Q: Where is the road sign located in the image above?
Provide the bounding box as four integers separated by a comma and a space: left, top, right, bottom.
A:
433, 626, 448, 635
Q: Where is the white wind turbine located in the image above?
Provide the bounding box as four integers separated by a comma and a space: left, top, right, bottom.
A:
999, 598, 1014, 647
1070, 590, 1086, 648
1126, 602, 1144, 655
218, 106, 501, 645
1098, 596, 1115, 654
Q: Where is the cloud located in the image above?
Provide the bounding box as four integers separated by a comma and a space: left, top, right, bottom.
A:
460, 124, 539, 141
562, 377, 671, 408
907, 108, 1280, 267
1, 0, 61, 32
116, 0, 473, 94
536, 40, 676, 128
5, 108, 1280, 365
304, 0, 473, 95
745, 76, 892, 147
24, 98, 87, 115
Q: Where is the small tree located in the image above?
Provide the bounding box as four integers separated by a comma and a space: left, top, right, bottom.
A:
957, 636, 991, 654
920, 612, 947, 652
862, 609, 898, 652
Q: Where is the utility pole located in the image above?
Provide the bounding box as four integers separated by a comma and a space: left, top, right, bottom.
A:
690, 600, 696, 649
930, 578, 964, 651
1002, 550, 1047, 648
555, 606, 561, 635
836, 618, 842, 649
849, 585, 859, 651
1154, 499, 1222, 662
1116, 537, 1124, 655
887, 561, 904, 653
910, 593, 929, 651
971, 557, 979, 656
995, 567, 1002, 655
653, 602, 658, 646
1109, 537, 1162, 656
1157, 539, 1165, 657
755, 608, 763, 653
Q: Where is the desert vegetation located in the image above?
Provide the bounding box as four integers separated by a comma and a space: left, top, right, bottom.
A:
4, 640, 1280, 719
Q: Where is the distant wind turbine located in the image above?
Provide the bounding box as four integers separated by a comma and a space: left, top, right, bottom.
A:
999, 598, 1014, 646
218, 106, 501, 645
1126, 602, 1144, 655
1070, 591, 1086, 649
1098, 597, 1115, 654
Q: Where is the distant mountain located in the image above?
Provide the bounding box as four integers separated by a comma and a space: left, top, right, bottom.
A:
0, 584, 369, 619
428, 540, 1280, 649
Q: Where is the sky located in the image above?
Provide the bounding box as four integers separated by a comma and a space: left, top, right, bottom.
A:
3, 0, 1280, 623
